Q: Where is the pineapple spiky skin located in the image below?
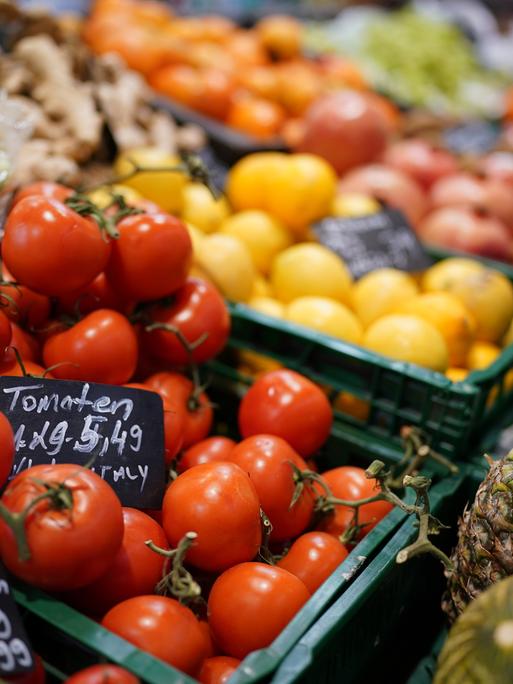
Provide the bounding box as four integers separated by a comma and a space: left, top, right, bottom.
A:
442, 453, 513, 622
435, 575, 513, 684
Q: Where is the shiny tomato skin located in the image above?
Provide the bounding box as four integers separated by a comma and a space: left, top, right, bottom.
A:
64, 665, 139, 684
208, 562, 310, 659
198, 620, 219, 659
162, 462, 262, 572
107, 213, 192, 301
0, 353, 49, 377
238, 370, 332, 457
145, 372, 213, 448
277, 531, 348, 593
143, 278, 230, 365
10, 324, 40, 362
0, 411, 14, 489
0, 464, 124, 591
124, 382, 185, 465
0, 309, 12, 351
228, 435, 314, 541
178, 436, 236, 473
199, 656, 241, 684
3, 197, 111, 297
5, 654, 46, 684
42, 309, 138, 385
13, 182, 72, 207
318, 466, 393, 540
102, 596, 207, 676
57, 273, 131, 318
0, 265, 50, 329
63, 508, 169, 616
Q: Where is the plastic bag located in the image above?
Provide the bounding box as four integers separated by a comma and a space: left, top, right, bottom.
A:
0, 89, 33, 191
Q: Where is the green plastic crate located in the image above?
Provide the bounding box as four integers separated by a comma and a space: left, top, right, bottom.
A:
266, 464, 480, 684
405, 629, 447, 684
224, 246, 513, 464
10, 367, 424, 684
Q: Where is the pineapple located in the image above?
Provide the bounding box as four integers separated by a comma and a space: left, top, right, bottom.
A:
442, 452, 513, 621
435, 574, 513, 684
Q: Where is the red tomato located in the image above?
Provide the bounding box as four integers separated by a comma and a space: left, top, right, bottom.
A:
145, 372, 213, 448
0, 352, 50, 378
178, 436, 236, 473
228, 435, 314, 541
102, 596, 207, 676
208, 562, 310, 659
3, 197, 112, 297
238, 370, 332, 457
10, 324, 40, 363
162, 462, 262, 572
198, 621, 219, 660
0, 411, 14, 489
0, 264, 50, 329
57, 273, 130, 318
106, 213, 192, 301
42, 309, 138, 385
143, 278, 230, 365
124, 382, 185, 465
0, 464, 124, 591
5, 654, 45, 684
63, 508, 169, 616
64, 665, 139, 684
64, 663, 140, 684
318, 466, 393, 540
199, 656, 241, 684
277, 531, 348, 593
13, 181, 72, 207
0, 309, 12, 351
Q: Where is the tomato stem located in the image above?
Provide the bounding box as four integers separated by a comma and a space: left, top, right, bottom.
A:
81, 153, 220, 200
146, 532, 202, 603
65, 194, 120, 241
0, 482, 74, 562
257, 508, 274, 565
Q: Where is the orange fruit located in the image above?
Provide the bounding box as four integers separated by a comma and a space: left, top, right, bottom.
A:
227, 97, 286, 139
256, 15, 302, 60
148, 64, 202, 108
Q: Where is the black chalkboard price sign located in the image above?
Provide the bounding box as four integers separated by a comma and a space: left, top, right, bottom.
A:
313, 208, 432, 279
1, 377, 166, 508
443, 120, 501, 155
0, 564, 34, 676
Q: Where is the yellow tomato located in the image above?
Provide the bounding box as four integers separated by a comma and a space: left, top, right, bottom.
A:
87, 184, 143, 209
467, 341, 500, 370
331, 193, 381, 218
184, 221, 205, 256
248, 296, 285, 318
395, 292, 476, 367
334, 392, 370, 421
196, 233, 255, 302
251, 274, 274, 298
238, 351, 283, 377
446, 367, 469, 383
285, 296, 363, 345
226, 152, 288, 212
424, 263, 513, 343
352, 269, 419, 329
271, 243, 352, 304
265, 154, 337, 236
220, 210, 292, 274
421, 258, 484, 293
363, 314, 449, 372
181, 183, 230, 234
114, 147, 187, 213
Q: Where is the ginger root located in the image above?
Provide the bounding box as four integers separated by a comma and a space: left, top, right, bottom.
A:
13, 35, 102, 161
